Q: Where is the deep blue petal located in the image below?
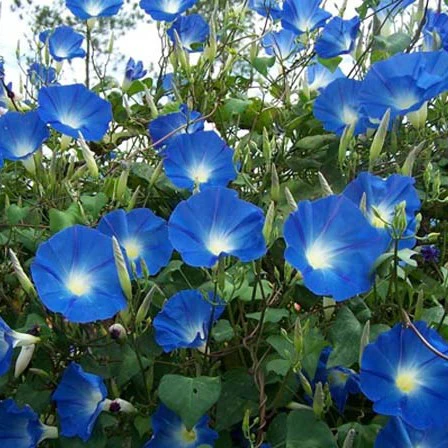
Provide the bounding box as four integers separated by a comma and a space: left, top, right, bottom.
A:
66, 0, 124, 19
168, 187, 266, 268
139, 0, 198, 22
31, 225, 127, 323
37, 84, 112, 141
167, 14, 210, 53
249, 0, 282, 20
163, 130, 237, 190
44, 26, 86, 62
0, 111, 49, 161
281, 0, 331, 35
261, 29, 304, 60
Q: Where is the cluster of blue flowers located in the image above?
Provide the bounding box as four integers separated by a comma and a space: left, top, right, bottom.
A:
2, 0, 448, 447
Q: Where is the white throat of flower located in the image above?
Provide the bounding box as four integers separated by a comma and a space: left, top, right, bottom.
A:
395, 369, 420, 394
123, 239, 142, 260
163, 0, 181, 14
66, 272, 92, 296
306, 242, 333, 270
207, 234, 233, 256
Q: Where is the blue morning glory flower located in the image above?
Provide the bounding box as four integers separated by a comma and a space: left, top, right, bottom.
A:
375, 416, 448, 448
40, 26, 86, 62
0, 399, 58, 448
144, 404, 219, 448
124, 57, 147, 88
28, 63, 57, 87
281, 0, 331, 35
139, 0, 198, 22
168, 187, 266, 268
248, 0, 282, 20
0, 111, 49, 162
343, 172, 421, 250
417, 50, 448, 101
305, 63, 344, 92
97, 208, 173, 277
53, 363, 107, 442
283, 195, 389, 301
31, 225, 127, 323
359, 52, 429, 120
261, 29, 304, 61
0, 317, 39, 376
360, 321, 448, 430
315, 16, 360, 59
38, 84, 112, 141
310, 347, 360, 413
153, 290, 225, 352
148, 104, 204, 150
313, 78, 368, 135
420, 244, 440, 263
423, 10, 448, 51
163, 131, 238, 190
167, 14, 210, 53
66, 0, 124, 19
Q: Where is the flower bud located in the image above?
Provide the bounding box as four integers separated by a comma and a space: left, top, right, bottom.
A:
108, 323, 127, 343
60, 135, 73, 151
149, 160, 164, 189
116, 169, 129, 203
342, 429, 356, 448
9, 249, 37, 297
112, 237, 132, 301
318, 172, 333, 197
293, 315, 303, 358
297, 371, 313, 397
78, 132, 98, 178
392, 201, 407, 238
338, 123, 354, 165
127, 186, 141, 211
407, 102, 427, 129
369, 108, 390, 169
136, 285, 157, 325
262, 201, 275, 245
284, 187, 297, 212
313, 382, 325, 418
271, 164, 280, 202
144, 86, 159, 118
15, 344, 35, 377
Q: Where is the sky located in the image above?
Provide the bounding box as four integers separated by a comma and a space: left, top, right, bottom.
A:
0, 0, 440, 86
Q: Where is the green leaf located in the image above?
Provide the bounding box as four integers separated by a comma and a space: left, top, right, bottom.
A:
247, 308, 289, 323
158, 375, 221, 429
212, 319, 235, 342
327, 306, 362, 368
127, 78, 153, 96
49, 203, 83, 233
6, 205, 30, 225
295, 135, 338, 150
267, 334, 295, 362
374, 32, 411, 54
317, 56, 342, 72
80, 193, 108, 220
252, 56, 276, 76
266, 358, 291, 376
286, 410, 337, 448
301, 328, 328, 379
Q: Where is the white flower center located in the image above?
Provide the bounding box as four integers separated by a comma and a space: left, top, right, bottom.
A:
60, 114, 82, 130
190, 165, 211, 184
67, 272, 91, 296
163, 0, 180, 14
396, 369, 419, 393
85, 1, 103, 16
394, 93, 419, 111
123, 239, 142, 260
208, 235, 232, 256
370, 205, 392, 228
341, 107, 358, 127
14, 143, 34, 158
306, 243, 333, 269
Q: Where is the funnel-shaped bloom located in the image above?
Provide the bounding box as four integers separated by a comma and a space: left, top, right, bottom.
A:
359, 52, 438, 120
66, 0, 124, 19
360, 322, 448, 430
124, 58, 147, 87
154, 290, 225, 352
31, 225, 127, 323
315, 16, 360, 59
310, 347, 360, 413
139, 0, 198, 22
0, 317, 39, 376
28, 63, 57, 87
169, 187, 266, 267
284, 195, 389, 301
148, 104, 204, 150
0, 111, 49, 162
53, 363, 107, 442
0, 399, 58, 448
40, 26, 86, 62
163, 131, 237, 190
314, 78, 368, 135
423, 10, 448, 50
281, 0, 331, 35
97, 208, 172, 277
38, 84, 112, 141
167, 14, 210, 52
375, 416, 448, 448
343, 172, 421, 250
306, 63, 344, 92
262, 29, 303, 61
144, 404, 218, 448
249, 0, 282, 20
